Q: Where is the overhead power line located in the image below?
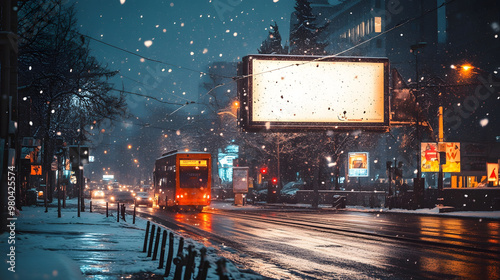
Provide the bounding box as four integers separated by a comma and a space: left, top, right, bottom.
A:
77, 32, 233, 79
78, 0, 459, 109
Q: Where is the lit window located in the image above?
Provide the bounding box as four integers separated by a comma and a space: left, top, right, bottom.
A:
374, 17, 382, 33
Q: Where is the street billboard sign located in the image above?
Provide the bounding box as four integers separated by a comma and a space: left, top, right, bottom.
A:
232, 167, 249, 194
442, 142, 460, 173
421, 142, 460, 173
30, 165, 42, 175
348, 152, 369, 177
238, 55, 389, 131
487, 163, 498, 182
421, 143, 439, 172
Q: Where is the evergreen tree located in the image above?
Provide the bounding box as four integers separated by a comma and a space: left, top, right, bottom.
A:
258, 22, 287, 54
289, 0, 329, 55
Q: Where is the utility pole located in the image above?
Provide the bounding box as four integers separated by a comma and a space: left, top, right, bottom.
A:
437, 106, 444, 204
410, 42, 427, 204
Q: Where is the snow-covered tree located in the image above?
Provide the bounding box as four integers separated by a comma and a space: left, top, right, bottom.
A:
17, 1, 127, 201
258, 22, 288, 54
289, 0, 329, 55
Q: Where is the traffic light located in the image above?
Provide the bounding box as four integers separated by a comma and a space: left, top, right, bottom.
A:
80, 146, 89, 165
69, 146, 79, 168
69, 145, 90, 170
267, 177, 279, 203
260, 167, 268, 175
55, 137, 65, 155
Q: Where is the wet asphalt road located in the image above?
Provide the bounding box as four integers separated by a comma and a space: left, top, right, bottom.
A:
133, 201, 500, 280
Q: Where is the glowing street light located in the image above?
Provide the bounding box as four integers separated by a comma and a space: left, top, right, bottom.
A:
450, 64, 473, 71
450, 63, 488, 76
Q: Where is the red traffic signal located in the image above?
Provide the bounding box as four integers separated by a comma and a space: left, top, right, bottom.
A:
271, 177, 278, 184
260, 167, 268, 175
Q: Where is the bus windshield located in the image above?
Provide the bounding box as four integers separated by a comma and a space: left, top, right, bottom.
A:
179, 159, 208, 188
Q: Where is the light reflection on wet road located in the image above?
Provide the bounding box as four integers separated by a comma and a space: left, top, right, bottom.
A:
136, 202, 500, 280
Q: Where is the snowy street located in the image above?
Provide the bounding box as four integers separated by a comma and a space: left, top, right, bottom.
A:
0, 199, 262, 280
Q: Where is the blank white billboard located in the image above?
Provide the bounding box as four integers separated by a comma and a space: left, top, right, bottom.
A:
239, 55, 389, 131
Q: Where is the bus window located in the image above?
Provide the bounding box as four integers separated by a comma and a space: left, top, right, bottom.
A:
179, 159, 208, 188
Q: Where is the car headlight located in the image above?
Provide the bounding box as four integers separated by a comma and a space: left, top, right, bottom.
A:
136, 197, 141, 201
111, 196, 115, 201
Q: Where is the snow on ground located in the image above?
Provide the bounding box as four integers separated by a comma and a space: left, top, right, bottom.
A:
0, 199, 263, 280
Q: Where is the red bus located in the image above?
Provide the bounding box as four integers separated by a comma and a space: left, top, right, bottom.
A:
153, 150, 211, 211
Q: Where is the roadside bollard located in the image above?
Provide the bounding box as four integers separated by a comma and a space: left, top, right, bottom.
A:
121, 204, 126, 222
117, 203, 120, 222
216, 259, 230, 280
177, 237, 184, 257
173, 254, 184, 280
147, 224, 156, 257
165, 232, 174, 277
106, 202, 108, 217
198, 260, 210, 280
158, 230, 167, 269
197, 247, 207, 279
152, 226, 161, 260
90, 201, 92, 213
184, 245, 197, 280
143, 221, 150, 252
133, 204, 136, 224
173, 237, 185, 280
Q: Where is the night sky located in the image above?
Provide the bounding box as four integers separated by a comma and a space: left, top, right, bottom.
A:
73, 0, 297, 116
71, 0, 303, 182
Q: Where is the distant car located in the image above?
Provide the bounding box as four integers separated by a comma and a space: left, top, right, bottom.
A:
281, 187, 301, 203
110, 191, 135, 204
255, 188, 268, 202
280, 181, 305, 204
134, 192, 153, 207
92, 190, 105, 198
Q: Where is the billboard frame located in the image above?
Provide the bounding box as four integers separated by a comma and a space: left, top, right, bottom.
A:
238, 54, 390, 132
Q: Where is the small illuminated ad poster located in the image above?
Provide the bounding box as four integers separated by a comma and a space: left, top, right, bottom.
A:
487, 163, 498, 182
421, 142, 461, 173
348, 152, 369, 177
421, 143, 439, 172
442, 142, 460, 173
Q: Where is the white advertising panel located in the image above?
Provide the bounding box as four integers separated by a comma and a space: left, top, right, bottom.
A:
239, 55, 389, 131
232, 167, 249, 194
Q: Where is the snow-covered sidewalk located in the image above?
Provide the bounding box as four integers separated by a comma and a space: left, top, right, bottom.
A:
0, 200, 263, 280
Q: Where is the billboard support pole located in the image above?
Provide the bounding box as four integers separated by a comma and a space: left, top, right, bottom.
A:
311, 154, 320, 209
